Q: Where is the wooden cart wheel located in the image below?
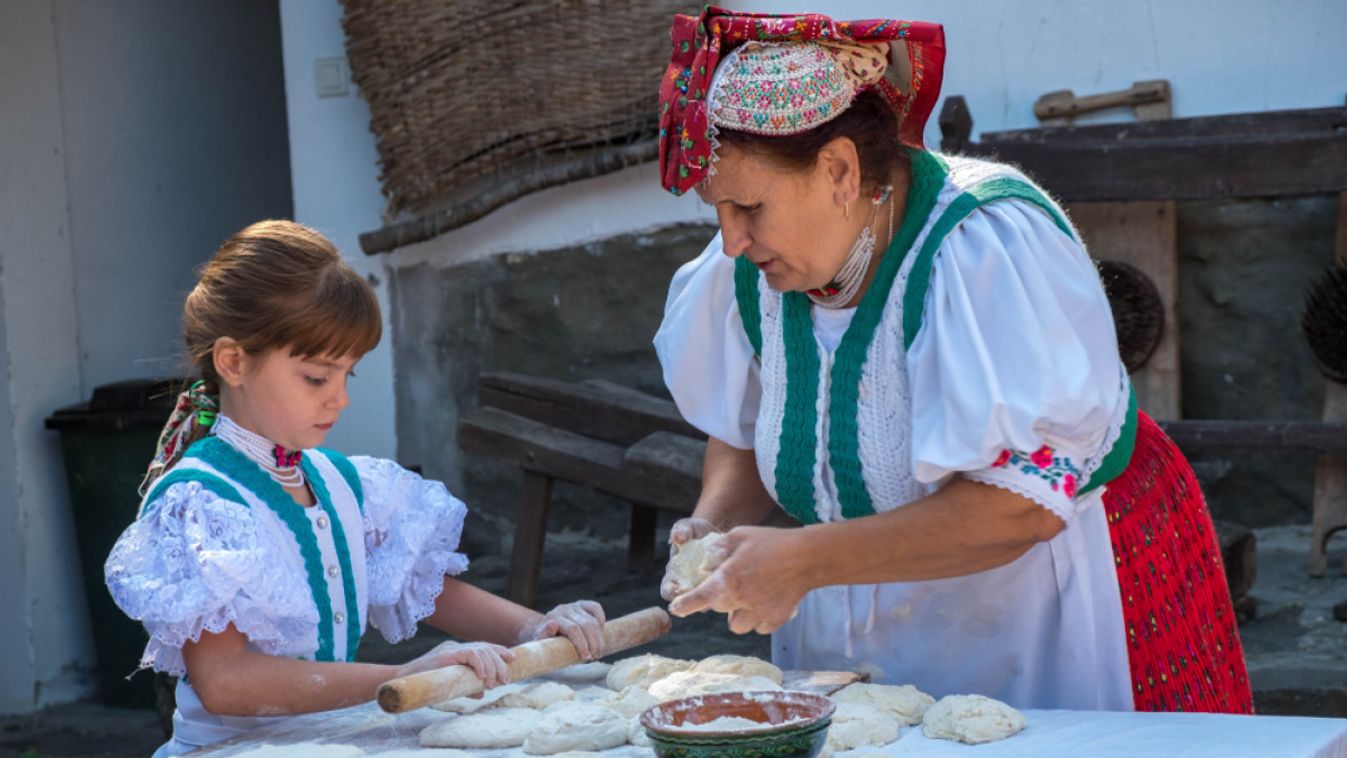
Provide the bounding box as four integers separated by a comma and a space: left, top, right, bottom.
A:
1097, 259, 1165, 373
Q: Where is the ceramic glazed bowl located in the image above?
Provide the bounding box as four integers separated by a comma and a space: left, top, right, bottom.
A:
639, 690, 835, 758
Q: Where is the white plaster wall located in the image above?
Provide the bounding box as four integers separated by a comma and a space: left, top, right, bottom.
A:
0, 0, 95, 713
55, 0, 294, 393
279, 0, 396, 458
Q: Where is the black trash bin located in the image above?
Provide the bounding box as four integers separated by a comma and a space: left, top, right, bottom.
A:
46, 378, 186, 708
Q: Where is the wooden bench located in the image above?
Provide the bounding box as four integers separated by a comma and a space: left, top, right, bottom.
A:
458, 372, 707, 606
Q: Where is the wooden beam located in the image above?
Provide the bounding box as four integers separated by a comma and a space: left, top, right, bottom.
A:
458, 407, 697, 514
983, 106, 1347, 144
477, 372, 702, 447
964, 131, 1347, 201
1159, 420, 1347, 455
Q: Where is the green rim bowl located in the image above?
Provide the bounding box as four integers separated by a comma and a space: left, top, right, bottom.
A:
639, 690, 836, 758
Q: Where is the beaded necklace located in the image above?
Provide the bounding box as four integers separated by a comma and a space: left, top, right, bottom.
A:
213, 414, 305, 489
807, 184, 896, 309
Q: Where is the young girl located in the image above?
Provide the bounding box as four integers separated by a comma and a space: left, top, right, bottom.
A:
105, 220, 607, 756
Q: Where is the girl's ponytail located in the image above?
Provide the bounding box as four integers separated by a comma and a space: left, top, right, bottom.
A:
138, 380, 219, 497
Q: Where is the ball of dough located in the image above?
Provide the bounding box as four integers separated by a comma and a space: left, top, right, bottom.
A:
605, 654, 695, 690
646, 671, 783, 702
831, 682, 934, 725
603, 685, 661, 718
666, 533, 725, 595
921, 694, 1025, 745
499, 681, 576, 709
628, 717, 652, 747
691, 654, 784, 684
522, 702, 630, 754
419, 708, 544, 749
826, 702, 901, 751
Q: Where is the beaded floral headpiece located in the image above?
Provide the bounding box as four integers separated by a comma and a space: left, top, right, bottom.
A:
658, 7, 946, 196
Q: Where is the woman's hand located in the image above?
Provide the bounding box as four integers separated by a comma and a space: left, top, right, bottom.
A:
668, 525, 811, 635
395, 640, 516, 688
518, 600, 607, 661
659, 517, 721, 600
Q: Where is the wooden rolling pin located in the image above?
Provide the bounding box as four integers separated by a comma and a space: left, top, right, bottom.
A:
377, 606, 671, 713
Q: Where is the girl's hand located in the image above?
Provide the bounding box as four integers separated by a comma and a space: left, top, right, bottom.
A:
660, 517, 721, 600
519, 601, 607, 661
394, 641, 516, 688
667, 526, 810, 635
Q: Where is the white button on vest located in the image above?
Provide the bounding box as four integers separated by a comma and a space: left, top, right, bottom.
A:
327, 565, 339, 579
316, 515, 329, 529
334, 612, 346, 624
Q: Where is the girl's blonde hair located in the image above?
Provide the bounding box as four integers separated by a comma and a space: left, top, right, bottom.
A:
140, 220, 380, 495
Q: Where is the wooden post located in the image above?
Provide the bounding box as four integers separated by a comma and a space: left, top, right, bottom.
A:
1068, 201, 1182, 420
1309, 191, 1347, 577
507, 471, 553, 606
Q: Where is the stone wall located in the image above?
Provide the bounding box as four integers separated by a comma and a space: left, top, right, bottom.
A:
388, 197, 1337, 553
390, 223, 717, 554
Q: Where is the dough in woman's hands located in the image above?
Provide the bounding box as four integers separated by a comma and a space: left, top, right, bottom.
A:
825, 702, 901, 750
419, 708, 543, 749
499, 681, 575, 709
921, 694, 1025, 744
691, 654, 784, 684
522, 702, 629, 754
606, 654, 694, 690
666, 533, 725, 595
646, 671, 782, 702
831, 682, 934, 725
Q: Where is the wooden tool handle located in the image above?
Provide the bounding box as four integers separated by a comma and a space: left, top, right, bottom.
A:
377, 606, 671, 713
1034, 80, 1170, 119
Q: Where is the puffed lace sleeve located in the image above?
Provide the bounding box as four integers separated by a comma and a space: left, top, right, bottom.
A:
104, 482, 318, 676
653, 232, 761, 449
907, 199, 1129, 522
352, 457, 469, 644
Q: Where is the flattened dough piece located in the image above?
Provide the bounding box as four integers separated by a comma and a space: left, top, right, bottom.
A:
233, 747, 364, 758
419, 708, 544, 749
605, 654, 695, 690
522, 702, 629, 754
826, 702, 901, 751
432, 682, 525, 714
646, 671, 782, 702
603, 684, 661, 718
921, 694, 1025, 745
628, 717, 652, 747
691, 654, 784, 684
831, 682, 935, 725
548, 661, 613, 685
666, 533, 724, 594
370, 751, 471, 758
499, 681, 575, 709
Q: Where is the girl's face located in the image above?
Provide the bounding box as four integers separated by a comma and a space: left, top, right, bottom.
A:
225, 346, 360, 451
695, 144, 856, 293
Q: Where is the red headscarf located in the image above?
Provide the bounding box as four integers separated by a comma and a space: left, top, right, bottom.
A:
658, 6, 946, 196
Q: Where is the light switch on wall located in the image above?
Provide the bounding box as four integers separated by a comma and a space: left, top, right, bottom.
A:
315, 57, 349, 98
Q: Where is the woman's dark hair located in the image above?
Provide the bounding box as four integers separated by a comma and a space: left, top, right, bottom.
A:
714, 88, 908, 189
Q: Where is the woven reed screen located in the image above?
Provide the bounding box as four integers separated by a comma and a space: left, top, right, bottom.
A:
341, 1, 696, 251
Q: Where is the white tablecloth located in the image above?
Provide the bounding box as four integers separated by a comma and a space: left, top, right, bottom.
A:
868, 709, 1347, 757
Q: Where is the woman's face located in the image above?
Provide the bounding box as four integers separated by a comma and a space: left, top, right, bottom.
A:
696, 144, 857, 293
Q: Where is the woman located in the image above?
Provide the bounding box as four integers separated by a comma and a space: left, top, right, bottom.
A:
652, 8, 1250, 714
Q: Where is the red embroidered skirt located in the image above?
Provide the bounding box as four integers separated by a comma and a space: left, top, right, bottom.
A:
1102, 410, 1253, 713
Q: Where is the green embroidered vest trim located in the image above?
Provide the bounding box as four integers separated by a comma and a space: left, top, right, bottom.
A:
899, 175, 1137, 496
734, 257, 764, 356
187, 437, 356, 662
319, 447, 365, 515
302, 451, 362, 661
141, 469, 245, 519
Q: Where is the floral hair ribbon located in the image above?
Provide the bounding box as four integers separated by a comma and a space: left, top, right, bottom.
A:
139, 379, 218, 497
658, 6, 946, 196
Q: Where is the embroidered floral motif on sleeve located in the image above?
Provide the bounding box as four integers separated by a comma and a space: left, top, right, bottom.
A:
992, 445, 1081, 498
